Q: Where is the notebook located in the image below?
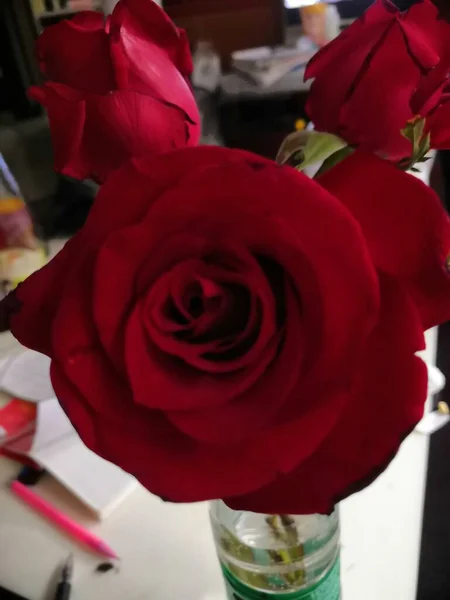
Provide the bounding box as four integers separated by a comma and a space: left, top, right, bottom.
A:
5, 397, 137, 518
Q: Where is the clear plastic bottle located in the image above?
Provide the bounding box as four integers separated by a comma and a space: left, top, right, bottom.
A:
324, 4, 341, 43
210, 501, 340, 599
192, 41, 223, 147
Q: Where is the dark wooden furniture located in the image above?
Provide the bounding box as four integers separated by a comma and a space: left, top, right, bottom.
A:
218, 92, 308, 160
164, 0, 285, 67
0, 0, 41, 120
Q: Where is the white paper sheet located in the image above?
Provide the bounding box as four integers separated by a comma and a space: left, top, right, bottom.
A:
30, 398, 137, 518
31, 395, 74, 451
0, 350, 54, 402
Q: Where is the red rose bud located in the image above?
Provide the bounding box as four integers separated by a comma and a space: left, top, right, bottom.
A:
3, 147, 450, 514
29, 0, 200, 184
305, 0, 450, 162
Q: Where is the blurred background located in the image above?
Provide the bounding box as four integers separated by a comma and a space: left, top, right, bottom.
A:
0, 0, 378, 239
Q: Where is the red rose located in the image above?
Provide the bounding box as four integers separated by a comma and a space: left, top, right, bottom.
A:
3, 147, 450, 514
305, 0, 450, 162
30, 0, 200, 183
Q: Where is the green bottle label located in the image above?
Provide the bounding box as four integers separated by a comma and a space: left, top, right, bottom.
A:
223, 558, 340, 600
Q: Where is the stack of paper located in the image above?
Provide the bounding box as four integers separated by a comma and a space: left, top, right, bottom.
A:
231, 45, 314, 88
0, 350, 54, 402
0, 350, 137, 518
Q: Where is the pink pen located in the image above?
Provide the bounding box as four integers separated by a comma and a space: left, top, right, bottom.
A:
10, 480, 118, 559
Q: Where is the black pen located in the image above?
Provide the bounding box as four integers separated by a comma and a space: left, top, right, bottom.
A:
54, 555, 73, 600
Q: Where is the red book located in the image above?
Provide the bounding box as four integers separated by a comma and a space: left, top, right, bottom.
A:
0, 399, 36, 445
0, 398, 38, 467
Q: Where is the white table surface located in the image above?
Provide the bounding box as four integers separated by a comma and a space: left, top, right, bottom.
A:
0, 329, 437, 600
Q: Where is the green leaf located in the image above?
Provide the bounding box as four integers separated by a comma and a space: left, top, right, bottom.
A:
276, 131, 310, 165
401, 116, 426, 155
299, 131, 348, 171
292, 150, 305, 163
416, 131, 431, 160
276, 130, 348, 171
412, 118, 425, 148
399, 117, 432, 170
401, 123, 414, 143
401, 117, 422, 141
314, 145, 355, 177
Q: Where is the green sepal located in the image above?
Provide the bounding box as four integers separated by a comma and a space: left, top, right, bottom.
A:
276, 131, 348, 171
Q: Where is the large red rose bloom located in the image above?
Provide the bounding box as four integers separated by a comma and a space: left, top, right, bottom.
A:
3, 147, 450, 514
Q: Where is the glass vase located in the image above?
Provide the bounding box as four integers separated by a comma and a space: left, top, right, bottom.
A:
210, 501, 340, 599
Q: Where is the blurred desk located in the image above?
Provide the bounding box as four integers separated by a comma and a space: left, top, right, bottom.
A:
218, 87, 309, 158
221, 68, 310, 101
0, 330, 437, 600
218, 34, 311, 156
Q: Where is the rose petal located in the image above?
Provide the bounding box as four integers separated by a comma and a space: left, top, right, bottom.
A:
92, 227, 156, 370
36, 12, 115, 94
51, 362, 99, 452
87, 146, 245, 242
109, 0, 199, 127
7, 235, 84, 355
412, 76, 449, 120
319, 150, 450, 329
81, 89, 197, 183
305, 0, 397, 133
30, 83, 196, 184
111, 0, 192, 76
29, 83, 86, 177
397, 1, 441, 70
93, 232, 273, 375
143, 256, 277, 374
409, 0, 450, 123
102, 234, 268, 389
226, 275, 427, 514
306, 0, 397, 75
166, 279, 302, 443
305, 0, 396, 79
97, 414, 276, 502
48, 252, 160, 428
428, 101, 450, 149
125, 300, 280, 412
50, 255, 98, 363
337, 22, 419, 160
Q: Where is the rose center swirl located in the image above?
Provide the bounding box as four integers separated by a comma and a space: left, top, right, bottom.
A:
142, 252, 286, 373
